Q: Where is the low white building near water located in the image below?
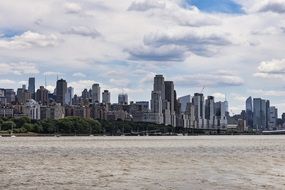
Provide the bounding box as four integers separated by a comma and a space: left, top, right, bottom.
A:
23, 99, 40, 120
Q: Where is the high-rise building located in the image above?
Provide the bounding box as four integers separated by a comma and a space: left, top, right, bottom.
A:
282, 113, 285, 124
164, 81, 174, 113
153, 75, 165, 100
28, 77, 35, 94
36, 86, 49, 105
253, 98, 268, 131
174, 90, 180, 114
56, 79, 67, 105
65, 87, 74, 105
193, 93, 205, 128
151, 91, 162, 114
214, 101, 227, 129
82, 89, 89, 100
266, 100, 270, 130
118, 93, 128, 105
102, 90, 111, 104
178, 95, 191, 113
92, 83, 100, 103
205, 96, 215, 128
268, 106, 278, 130
149, 90, 164, 124
5, 89, 16, 103
246, 96, 253, 129
17, 85, 31, 104
0, 89, 6, 105
253, 98, 261, 130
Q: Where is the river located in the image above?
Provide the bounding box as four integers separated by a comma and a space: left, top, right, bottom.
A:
1, 136, 285, 189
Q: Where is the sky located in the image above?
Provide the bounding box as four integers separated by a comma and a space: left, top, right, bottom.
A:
1, 0, 285, 115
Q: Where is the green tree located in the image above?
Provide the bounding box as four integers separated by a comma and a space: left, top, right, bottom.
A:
2, 121, 16, 131
23, 123, 35, 132
12, 117, 31, 129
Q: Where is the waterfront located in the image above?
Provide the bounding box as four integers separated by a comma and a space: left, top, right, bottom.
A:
1, 136, 285, 190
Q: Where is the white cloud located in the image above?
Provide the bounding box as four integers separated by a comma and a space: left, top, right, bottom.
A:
254, 59, 285, 79
128, 28, 234, 61
65, 26, 100, 38
0, 0, 285, 113
0, 31, 59, 49
0, 62, 39, 75
69, 80, 97, 95
64, 2, 82, 14
211, 92, 226, 101
72, 72, 86, 78
44, 71, 64, 76
256, 0, 285, 13
257, 59, 285, 74
109, 78, 130, 87
230, 93, 247, 102
171, 72, 244, 87
0, 79, 16, 85
249, 89, 285, 97
128, 0, 166, 11
45, 85, 55, 93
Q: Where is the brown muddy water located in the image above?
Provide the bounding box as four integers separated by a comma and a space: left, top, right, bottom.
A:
1, 136, 285, 190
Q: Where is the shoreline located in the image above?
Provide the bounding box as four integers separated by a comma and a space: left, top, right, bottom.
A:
0, 133, 279, 137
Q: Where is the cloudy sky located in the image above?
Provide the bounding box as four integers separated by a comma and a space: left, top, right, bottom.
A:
1, 0, 285, 115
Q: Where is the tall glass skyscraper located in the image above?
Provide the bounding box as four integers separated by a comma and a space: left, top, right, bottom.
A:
28, 77, 35, 94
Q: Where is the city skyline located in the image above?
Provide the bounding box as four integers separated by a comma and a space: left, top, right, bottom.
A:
2, 74, 285, 118
1, 74, 282, 131
1, 0, 285, 115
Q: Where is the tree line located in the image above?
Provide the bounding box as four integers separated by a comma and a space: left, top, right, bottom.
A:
0, 116, 174, 135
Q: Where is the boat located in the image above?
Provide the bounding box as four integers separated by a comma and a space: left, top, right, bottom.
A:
11, 135, 16, 138
262, 130, 285, 135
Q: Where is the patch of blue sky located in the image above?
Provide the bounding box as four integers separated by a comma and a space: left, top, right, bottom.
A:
0, 29, 23, 38
185, 0, 244, 14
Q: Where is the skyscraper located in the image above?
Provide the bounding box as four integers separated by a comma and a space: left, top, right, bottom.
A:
36, 86, 49, 105
246, 96, 253, 129
17, 85, 31, 104
205, 96, 215, 128
102, 90, 111, 104
153, 75, 165, 100
4, 89, 16, 103
56, 79, 67, 105
164, 81, 174, 114
92, 83, 100, 103
82, 89, 89, 100
28, 77, 35, 94
253, 98, 268, 131
268, 106, 277, 130
151, 91, 162, 114
266, 100, 270, 130
65, 87, 74, 105
118, 93, 128, 105
193, 93, 205, 128
178, 95, 191, 113
214, 101, 227, 129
